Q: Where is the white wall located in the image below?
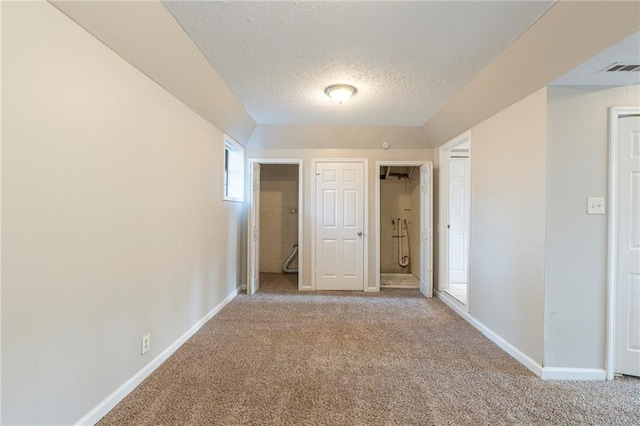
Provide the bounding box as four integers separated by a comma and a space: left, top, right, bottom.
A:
545, 85, 640, 369
248, 125, 428, 150
247, 134, 433, 290
259, 164, 299, 273
2, 2, 243, 423
468, 88, 547, 365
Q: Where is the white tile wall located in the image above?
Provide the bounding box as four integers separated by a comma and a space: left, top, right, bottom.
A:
380, 177, 412, 274
259, 164, 299, 273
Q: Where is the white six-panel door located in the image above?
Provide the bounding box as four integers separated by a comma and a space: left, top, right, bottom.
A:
315, 162, 365, 290
420, 163, 433, 297
615, 115, 640, 377
247, 162, 260, 295
448, 156, 470, 283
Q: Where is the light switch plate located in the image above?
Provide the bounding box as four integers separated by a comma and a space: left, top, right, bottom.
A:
587, 197, 606, 215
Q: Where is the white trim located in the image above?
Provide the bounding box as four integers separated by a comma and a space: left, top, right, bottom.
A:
439, 131, 472, 152
606, 106, 640, 380
436, 290, 542, 377
311, 158, 368, 292
363, 159, 370, 293
247, 159, 305, 290
223, 134, 245, 203
437, 131, 472, 302
0, 0, 3, 406
374, 161, 432, 295
75, 288, 239, 426
437, 287, 470, 315
541, 367, 606, 381
246, 161, 260, 295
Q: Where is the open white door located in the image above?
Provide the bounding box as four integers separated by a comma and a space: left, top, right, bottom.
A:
615, 115, 640, 377
419, 163, 433, 297
315, 162, 365, 291
247, 162, 260, 295
448, 156, 470, 283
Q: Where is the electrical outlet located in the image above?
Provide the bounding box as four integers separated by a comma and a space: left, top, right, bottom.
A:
141, 333, 150, 354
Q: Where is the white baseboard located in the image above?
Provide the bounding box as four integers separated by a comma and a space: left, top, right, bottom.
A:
75, 288, 239, 426
436, 290, 543, 377
541, 367, 606, 381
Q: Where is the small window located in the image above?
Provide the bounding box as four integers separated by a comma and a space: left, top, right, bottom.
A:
223, 135, 244, 202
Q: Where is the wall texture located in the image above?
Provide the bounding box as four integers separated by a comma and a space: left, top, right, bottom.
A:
2, 2, 242, 423
259, 164, 299, 273
469, 88, 547, 365
545, 85, 640, 369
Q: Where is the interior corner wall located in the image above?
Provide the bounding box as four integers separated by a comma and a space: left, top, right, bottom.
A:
469, 88, 547, 365
544, 85, 640, 369
2, 2, 242, 424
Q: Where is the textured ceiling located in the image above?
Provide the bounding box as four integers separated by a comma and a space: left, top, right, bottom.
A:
164, 1, 554, 126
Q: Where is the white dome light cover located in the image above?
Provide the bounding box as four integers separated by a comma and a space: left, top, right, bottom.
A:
324, 84, 358, 104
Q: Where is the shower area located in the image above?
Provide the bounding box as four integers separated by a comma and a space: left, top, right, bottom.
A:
379, 165, 421, 288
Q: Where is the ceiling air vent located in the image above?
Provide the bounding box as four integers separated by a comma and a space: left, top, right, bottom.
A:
603, 63, 640, 72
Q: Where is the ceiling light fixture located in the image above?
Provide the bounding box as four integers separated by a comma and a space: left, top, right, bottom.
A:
324, 84, 358, 104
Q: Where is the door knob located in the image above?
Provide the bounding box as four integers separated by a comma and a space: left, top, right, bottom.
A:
357, 231, 363, 236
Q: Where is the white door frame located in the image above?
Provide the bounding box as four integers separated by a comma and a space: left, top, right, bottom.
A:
311, 158, 369, 291
437, 131, 472, 311
247, 158, 304, 291
606, 106, 640, 380
374, 161, 432, 295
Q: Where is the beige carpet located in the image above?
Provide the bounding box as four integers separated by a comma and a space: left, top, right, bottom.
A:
99, 273, 640, 425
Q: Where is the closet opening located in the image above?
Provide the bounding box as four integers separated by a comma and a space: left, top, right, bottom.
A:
247, 159, 303, 294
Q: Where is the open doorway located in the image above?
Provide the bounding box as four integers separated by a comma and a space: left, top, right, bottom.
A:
375, 161, 433, 296
247, 159, 303, 294
438, 133, 471, 307
607, 108, 640, 379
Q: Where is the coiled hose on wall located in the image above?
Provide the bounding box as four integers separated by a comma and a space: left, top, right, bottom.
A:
398, 218, 410, 268
282, 244, 298, 274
